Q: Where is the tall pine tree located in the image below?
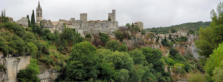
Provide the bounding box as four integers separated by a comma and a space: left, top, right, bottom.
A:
31, 10, 35, 26
27, 15, 31, 27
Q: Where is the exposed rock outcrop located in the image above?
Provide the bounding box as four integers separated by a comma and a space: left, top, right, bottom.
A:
38, 69, 59, 82
0, 55, 30, 82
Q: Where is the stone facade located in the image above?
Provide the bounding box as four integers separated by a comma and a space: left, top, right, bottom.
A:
37, 2, 118, 36
40, 10, 118, 36
16, 17, 28, 27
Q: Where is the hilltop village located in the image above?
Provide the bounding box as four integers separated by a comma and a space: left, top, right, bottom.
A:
16, 1, 143, 36
0, 1, 212, 82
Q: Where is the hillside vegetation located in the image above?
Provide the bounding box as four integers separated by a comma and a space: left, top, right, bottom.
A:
146, 21, 210, 34
1, 2, 223, 82
0, 21, 198, 82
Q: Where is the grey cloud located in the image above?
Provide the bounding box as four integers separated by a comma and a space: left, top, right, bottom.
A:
0, 0, 221, 28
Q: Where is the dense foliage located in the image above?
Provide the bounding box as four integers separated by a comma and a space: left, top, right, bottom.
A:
0, 4, 217, 81
56, 41, 174, 82
192, 3, 223, 82
205, 43, 223, 79
17, 59, 40, 82
196, 3, 223, 57
146, 21, 210, 34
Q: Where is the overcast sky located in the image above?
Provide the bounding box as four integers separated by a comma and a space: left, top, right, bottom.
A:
0, 0, 222, 28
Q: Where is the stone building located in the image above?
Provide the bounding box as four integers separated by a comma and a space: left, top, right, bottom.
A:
37, 1, 118, 36
16, 17, 28, 27
133, 21, 144, 31
36, 1, 42, 23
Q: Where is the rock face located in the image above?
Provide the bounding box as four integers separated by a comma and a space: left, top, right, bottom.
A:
0, 55, 31, 82
0, 53, 59, 82
38, 69, 59, 82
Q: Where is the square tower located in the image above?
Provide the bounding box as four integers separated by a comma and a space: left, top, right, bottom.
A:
36, 1, 42, 23
108, 10, 116, 22
80, 13, 87, 22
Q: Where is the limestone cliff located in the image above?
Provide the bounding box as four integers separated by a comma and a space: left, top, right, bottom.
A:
0, 54, 30, 82
0, 52, 59, 82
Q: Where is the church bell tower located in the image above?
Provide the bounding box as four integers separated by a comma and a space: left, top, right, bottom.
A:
36, 1, 42, 23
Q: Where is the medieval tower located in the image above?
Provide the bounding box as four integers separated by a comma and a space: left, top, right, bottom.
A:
36, 1, 42, 23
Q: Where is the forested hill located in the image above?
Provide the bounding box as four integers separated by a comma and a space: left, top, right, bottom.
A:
146, 21, 210, 34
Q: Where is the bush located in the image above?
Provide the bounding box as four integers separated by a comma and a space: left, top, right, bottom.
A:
0, 64, 5, 72
105, 40, 120, 51
213, 65, 223, 82
58, 41, 98, 81
205, 43, 223, 76
176, 36, 188, 42
187, 72, 206, 82
99, 32, 109, 45
161, 38, 171, 47
196, 3, 223, 57
107, 51, 134, 70
129, 49, 145, 64
17, 59, 40, 82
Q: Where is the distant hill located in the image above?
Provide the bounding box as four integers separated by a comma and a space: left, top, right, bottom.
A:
146, 21, 211, 34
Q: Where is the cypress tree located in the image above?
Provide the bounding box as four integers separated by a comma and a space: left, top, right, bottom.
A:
1, 11, 3, 23
31, 10, 35, 26
27, 15, 31, 27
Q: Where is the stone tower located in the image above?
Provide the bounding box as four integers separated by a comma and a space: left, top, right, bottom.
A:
36, 1, 42, 23
80, 13, 88, 29
108, 10, 116, 22
80, 13, 87, 22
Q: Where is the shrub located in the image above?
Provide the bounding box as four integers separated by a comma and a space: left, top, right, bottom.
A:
105, 40, 120, 51
17, 59, 40, 82
187, 72, 206, 82
205, 43, 223, 76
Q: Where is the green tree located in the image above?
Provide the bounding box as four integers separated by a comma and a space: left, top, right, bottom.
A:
60, 41, 98, 81
141, 47, 164, 72
118, 43, 128, 52
95, 49, 115, 81
27, 42, 38, 58
107, 51, 133, 71
141, 47, 162, 64
161, 38, 171, 47
27, 15, 31, 27
0, 10, 9, 23
57, 28, 83, 53
129, 49, 145, 64
114, 30, 125, 41
114, 69, 129, 82
213, 65, 223, 82
17, 59, 40, 82
60, 28, 83, 44
205, 43, 223, 76
99, 32, 109, 45
105, 40, 120, 51
196, 3, 223, 57
187, 72, 206, 82
8, 36, 26, 56
31, 10, 35, 26
169, 48, 178, 57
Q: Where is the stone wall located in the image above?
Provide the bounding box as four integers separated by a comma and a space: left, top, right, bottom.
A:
39, 10, 118, 36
